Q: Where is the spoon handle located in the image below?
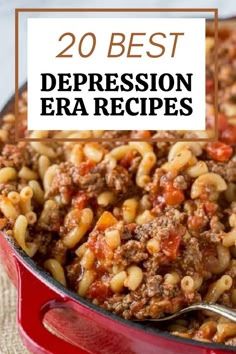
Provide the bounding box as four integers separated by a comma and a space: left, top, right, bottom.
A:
191, 303, 236, 322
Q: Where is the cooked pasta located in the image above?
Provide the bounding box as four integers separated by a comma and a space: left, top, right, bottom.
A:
0, 197, 18, 220
62, 208, 93, 248
18, 166, 38, 180
13, 215, 38, 257
205, 275, 233, 303
0, 167, 17, 183
44, 258, 67, 286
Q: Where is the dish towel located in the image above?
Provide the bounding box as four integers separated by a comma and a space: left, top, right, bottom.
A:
0, 264, 29, 354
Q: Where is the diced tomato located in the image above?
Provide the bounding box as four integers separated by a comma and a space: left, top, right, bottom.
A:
94, 262, 107, 277
120, 150, 136, 168
131, 130, 151, 139
155, 181, 185, 206
188, 215, 204, 231
88, 280, 110, 301
206, 79, 214, 94
203, 201, 217, 216
164, 189, 185, 206
206, 142, 233, 162
88, 234, 113, 261
79, 160, 95, 176
73, 191, 88, 210
221, 125, 236, 145
162, 226, 185, 261
163, 182, 185, 206
162, 231, 182, 260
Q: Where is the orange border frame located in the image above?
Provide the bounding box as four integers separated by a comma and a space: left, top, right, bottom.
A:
15, 8, 218, 142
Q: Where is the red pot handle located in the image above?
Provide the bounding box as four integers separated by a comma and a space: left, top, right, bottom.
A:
16, 259, 89, 354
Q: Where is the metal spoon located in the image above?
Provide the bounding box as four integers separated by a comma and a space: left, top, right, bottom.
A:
135, 303, 236, 323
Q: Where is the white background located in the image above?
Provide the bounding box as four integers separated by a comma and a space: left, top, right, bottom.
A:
0, 0, 236, 111
28, 17, 205, 130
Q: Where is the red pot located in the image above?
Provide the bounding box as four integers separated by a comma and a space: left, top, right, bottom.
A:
0, 232, 235, 354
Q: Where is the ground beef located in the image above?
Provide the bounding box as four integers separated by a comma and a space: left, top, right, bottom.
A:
103, 287, 153, 320
181, 237, 203, 274
114, 240, 148, 267
226, 159, 236, 182
143, 256, 162, 275
31, 232, 52, 258
146, 167, 164, 195
162, 282, 182, 299
48, 161, 134, 201
103, 278, 185, 320
37, 202, 61, 232
66, 258, 82, 290
120, 225, 135, 241
105, 165, 132, 194
49, 239, 67, 265
74, 172, 105, 195
200, 215, 225, 244
47, 163, 74, 202
47, 164, 83, 200
134, 209, 186, 243
145, 274, 163, 297
206, 158, 236, 183
76, 162, 134, 196
103, 293, 134, 317
0, 144, 29, 169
